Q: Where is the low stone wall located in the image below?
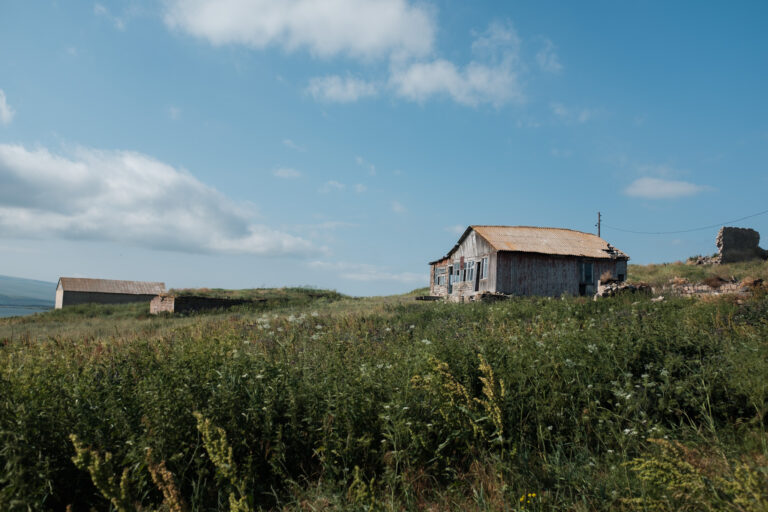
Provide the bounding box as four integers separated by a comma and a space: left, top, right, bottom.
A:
150, 295, 260, 314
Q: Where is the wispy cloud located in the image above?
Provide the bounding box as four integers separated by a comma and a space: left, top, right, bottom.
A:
0, 143, 315, 256
550, 102, 599, 123
309, 261, 424, 284
355, 156, 376, 176
319, 180, 345, 193
391, 200, 406, 214
0, 90, 15, 125
167, 105, 182, 120
536, 38, 562, 73
273, 167, 302, 179
354, 183, 367, 193
624, 177, 711, 200
306, 75, 378, 103
445, 224, 465, 235
163, 0, 435, 60
94, 3, 126, 30
283, 138, 306, 152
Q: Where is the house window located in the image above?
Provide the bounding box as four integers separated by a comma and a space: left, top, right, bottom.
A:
481, 257, 488, 279
581, 262, 594, 283
452, 263, 461, 284
465, 260, 474, 282
434, 267, 446, 286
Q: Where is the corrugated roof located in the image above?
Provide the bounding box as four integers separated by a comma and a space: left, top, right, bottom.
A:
431, 226, 628, 263
58, 277, 166, 295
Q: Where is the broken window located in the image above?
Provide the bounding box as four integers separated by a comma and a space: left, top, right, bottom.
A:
465, 260, 474, 282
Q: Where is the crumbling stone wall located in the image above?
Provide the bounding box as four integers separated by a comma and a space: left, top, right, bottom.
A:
716, 227, 768, 263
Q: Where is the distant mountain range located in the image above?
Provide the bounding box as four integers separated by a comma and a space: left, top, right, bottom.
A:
0, 275, 56, 307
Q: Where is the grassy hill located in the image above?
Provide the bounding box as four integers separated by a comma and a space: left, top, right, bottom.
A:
629, 258, 768, 289
1, 283, 766, 511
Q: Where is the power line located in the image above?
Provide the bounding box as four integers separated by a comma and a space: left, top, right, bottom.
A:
603, 207, 768, 235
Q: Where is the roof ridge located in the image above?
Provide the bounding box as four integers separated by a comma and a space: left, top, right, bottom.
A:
471, 225, 599, 235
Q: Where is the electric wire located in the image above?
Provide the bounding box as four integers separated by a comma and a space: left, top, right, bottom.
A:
603, 207, 768, 235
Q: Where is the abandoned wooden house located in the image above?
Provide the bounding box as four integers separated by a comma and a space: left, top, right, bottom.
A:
55, 277, 166, 309
429, 226, 629, 300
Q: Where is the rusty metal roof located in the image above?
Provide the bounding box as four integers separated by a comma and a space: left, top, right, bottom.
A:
58, 277, 166, 295
431, 226, 629, 263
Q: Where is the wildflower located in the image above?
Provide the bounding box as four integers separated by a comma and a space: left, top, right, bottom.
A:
587, 344, 597, 353
409, 324, 415, 329
311, 311, 318, 317
547, 425, 553, 431
420, 339, 431, 345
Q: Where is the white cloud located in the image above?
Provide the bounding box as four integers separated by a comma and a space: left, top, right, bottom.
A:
283, 138, 306, 152
389, 22, 524, 107
445, 224, 465, 235
390, 59, 523, 107
0, 90, 15, 125
623, 177, 710, 200
273, 167, 302, 179
354, 183, 367, 193
391, 200, 406, 213
163, 0, 435, 60
306, 75, 378, 103
309, 261, 424, 284
319, 180, 345, 193
0, 144, 314, 256
536, 38, 562, 73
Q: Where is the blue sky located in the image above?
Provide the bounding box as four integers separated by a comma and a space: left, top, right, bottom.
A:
1, 1, 766, 295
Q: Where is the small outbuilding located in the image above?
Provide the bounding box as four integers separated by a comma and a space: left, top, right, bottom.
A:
55, 277, 166, 309
429, 226, 629, 300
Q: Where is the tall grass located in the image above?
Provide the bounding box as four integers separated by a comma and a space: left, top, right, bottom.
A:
0, 291, 766, 510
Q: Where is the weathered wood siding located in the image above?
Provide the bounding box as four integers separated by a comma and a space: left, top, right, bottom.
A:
497, 253, 628, 296
430, 230, 497, 300
59, 291, 158, 307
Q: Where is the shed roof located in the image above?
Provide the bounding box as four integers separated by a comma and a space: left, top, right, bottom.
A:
57, 277, 166, 295
431, 226, 628, 263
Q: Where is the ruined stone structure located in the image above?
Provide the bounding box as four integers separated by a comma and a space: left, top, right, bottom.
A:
716, 227, 768, 263
150, 295, 258, 314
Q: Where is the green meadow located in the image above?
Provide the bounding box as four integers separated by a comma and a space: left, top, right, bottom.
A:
0, 269, 766, 511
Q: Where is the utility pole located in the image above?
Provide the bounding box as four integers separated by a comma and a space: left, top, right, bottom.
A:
596, 211, 601, 237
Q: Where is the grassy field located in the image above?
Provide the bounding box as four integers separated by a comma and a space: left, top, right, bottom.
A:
628, 258, 768, 290
0, 275, 766, 511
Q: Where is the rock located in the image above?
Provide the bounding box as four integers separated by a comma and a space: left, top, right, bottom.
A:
594, 281, 652, 299
651, 296, 665, 302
